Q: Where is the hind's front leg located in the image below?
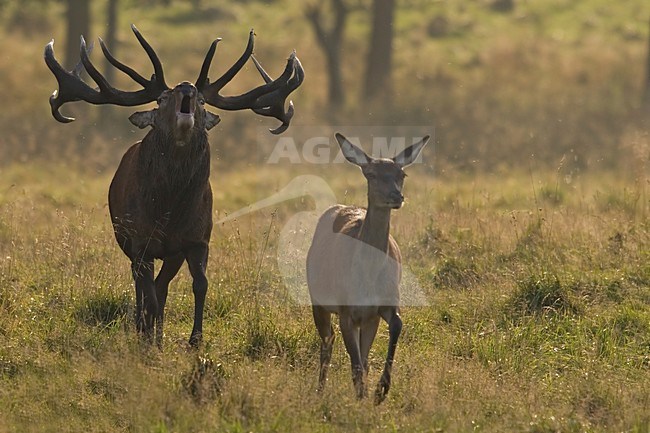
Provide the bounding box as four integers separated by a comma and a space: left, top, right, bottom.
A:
375, 308, 402, 404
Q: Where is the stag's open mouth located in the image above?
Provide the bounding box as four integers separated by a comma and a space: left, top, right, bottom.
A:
176, 94, 195, 133
180, 95, 192, 114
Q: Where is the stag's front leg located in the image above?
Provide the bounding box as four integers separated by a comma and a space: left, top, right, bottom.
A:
185, 244, 209, 347
131, 257, 157, 342
154, 253, 184, 347
375, 308, 402, 405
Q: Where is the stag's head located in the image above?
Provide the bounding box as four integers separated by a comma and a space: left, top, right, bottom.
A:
44, 25, 304, 135
128, 81, 221, 146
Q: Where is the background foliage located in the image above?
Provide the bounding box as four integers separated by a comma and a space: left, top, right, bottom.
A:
0, 0, 648, 171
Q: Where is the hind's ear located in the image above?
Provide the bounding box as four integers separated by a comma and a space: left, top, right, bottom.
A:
129, 109, 157, 129
335, 133, 372, 167
393, 135, 430, 168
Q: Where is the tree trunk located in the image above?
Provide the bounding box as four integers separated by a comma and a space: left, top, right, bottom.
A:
64, 0, 91, 70
642, 15, 650, 112
101, 0, 119, 125
363, 0, 395, 103
306, 0, 348, 108
325, 46, 344, 107
103, 0, 118, 84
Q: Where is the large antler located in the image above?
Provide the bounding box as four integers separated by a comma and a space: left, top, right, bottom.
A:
44, 25, 169, 123
195, 30, 304, 134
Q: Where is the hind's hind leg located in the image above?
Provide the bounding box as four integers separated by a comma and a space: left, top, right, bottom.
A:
313, 305, 336, 391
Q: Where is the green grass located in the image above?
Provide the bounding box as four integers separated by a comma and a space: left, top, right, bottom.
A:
0, 161, 649, 432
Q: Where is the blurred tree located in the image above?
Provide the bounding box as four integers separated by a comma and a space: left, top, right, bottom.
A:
139, 0, 201, 7
64, 0, 91, 70
489, 0, 514, 13
103, 0, 118, 84
3, 0, 54, 34
100, 0, 119, 125
306, 0, 348, 108
643, 16, 650, 112
363, 0, 395, 102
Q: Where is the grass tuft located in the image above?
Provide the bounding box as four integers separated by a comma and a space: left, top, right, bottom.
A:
181, 355, 227, 405
433, 256, 481, 290
508, 272, 580, 318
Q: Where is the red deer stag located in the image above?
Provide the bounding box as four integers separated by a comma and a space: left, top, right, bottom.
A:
307, 133, 428, 403
44, 25, 304, 346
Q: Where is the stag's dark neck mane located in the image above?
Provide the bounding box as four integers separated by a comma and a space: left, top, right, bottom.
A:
140, 127, 210, 174
136, 128, 211, 226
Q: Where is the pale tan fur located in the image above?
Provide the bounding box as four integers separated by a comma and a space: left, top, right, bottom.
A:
306, 133, 428, 403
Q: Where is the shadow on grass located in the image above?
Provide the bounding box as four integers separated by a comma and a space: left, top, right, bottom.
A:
74, 291, 131, 328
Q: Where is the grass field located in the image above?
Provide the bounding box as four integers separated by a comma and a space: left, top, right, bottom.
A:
0, 0, 649, 431
0, 159, 648, 432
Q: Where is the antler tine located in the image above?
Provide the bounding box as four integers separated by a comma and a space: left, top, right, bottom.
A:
195, 30, 304, 133
72, 40, 93, 77
45, 39, 98, 122
201, 41, 304, 133
130, 24, 168, 89
250, 54, 273, 83
80, 35, 114, 94
195, 38, 221, 91
205, 53, 295, 110
210, 29, 255, 92
250, 52, 304, 134
44, 26, 170, 123
99, 37, 149, 87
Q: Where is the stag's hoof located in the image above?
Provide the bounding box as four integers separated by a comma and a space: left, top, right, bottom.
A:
188, 332, 203, 348
354, 382, 368, 400
374, 376, 390, 405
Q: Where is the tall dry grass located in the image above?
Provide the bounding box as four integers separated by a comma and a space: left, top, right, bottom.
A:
1, 160, 649, 432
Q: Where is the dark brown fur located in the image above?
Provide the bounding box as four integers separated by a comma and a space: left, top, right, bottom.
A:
108, 82, 218, 347
109, 130, 212, 260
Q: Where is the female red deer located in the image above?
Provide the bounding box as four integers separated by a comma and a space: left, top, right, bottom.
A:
44, 25, 304, 346
307, 133, 428, 403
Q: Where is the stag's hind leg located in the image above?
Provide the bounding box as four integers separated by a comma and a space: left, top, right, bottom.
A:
313, 305, 335, 392
154, 252, 184, 346
375, 307, 402, 405
186, 244, 209, 347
